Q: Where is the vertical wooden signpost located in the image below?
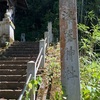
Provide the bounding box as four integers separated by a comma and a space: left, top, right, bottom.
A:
59, 0, 80, 100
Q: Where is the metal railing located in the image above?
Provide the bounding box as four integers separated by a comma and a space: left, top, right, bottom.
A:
35, 48, 43, 66
18, 34, 48, 100
18, 74, 32, 100
45, 37, 47, 49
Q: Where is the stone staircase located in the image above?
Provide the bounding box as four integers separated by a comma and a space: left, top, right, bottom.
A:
0, 41, 43, 99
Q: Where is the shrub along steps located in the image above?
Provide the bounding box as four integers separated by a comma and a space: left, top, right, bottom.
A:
0, 41, 44, 99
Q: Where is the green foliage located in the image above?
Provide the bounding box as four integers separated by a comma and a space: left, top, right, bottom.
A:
28, 76, 42, 91
77, 0, 100, 23
85, 11, 96, 22
23, 76, 42, 99
79, 12, 100, 100
80, 58, 100, 100
15, 0, 59, 41
46, 44, 65, 99
78, 12, 100, 56
54, 90, 63, 100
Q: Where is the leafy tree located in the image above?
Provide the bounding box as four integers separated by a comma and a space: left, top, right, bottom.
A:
77, 0, 100, 24
14, 0, 59, 41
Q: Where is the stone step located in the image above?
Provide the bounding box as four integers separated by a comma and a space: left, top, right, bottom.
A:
0, 60, 28, 64
4, 51, 39, 55
0, 59, 36, 64
12, 41, 39, 45
0, 82, 25, 89
3, 54, 38, 57
0, 64, 45, 70
0, 69, 26, 75
0, 57, 37, 60
0, 68, 45, 75
9, 44, 39, 48
0, 41, 41, 99
0, 89, 22, 99
0, 75, 26, 82
6, 48, 39, 51
0, 64, 27, 69
0, 67, 44, 75
0, 71, 44, 84
8, 47, 39, 50
12, 42, 39, 45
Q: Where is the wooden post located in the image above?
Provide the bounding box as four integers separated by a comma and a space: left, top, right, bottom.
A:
39, 39, 45, 67
59, 0, 80, 100
27, 61, 36, 100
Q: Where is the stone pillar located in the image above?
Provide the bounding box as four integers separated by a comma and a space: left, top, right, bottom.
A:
27, 61, 36, 100
39, 39, 45, 67
59, 0, 80, 100
44, 31, 49, 47
0, 17, 15, 44
27, 61, 36, 79
48, 22, 53, 43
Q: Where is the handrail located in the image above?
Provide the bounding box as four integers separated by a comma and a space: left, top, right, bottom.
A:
18, 74, 32, 100
45, 37, 47, 42
19, 32, 48, 100
36, 55, 43, 74
35, 48, 43, 66
44, 37, 47, 50
45, 43, 47, 50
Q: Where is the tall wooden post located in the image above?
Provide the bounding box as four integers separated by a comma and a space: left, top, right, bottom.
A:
59, 0, 80, 100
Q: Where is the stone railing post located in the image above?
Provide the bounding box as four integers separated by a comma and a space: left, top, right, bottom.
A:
39, 39, 45, 67
44, 31, 49, 47
48, 22, 53, 44
27, 61, 36, 100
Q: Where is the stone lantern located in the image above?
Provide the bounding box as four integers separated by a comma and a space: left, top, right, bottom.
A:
0, 0, 27, 45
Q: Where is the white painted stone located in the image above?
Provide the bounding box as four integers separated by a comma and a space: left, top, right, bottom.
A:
0, 17, 15, 43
